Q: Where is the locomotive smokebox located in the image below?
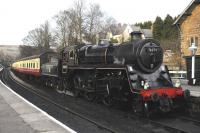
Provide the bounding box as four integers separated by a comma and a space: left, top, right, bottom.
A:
136, 39, 163, 73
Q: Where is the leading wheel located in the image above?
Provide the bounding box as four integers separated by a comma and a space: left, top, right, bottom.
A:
132, 99, 143, 115
102, 96, 114, 107
143, 102, 151, 118
84, 92, 95, 102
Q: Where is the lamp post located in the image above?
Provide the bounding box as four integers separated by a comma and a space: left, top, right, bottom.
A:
189, 44, 197, 85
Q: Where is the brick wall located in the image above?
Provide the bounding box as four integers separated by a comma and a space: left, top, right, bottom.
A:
181, 5, 200, 57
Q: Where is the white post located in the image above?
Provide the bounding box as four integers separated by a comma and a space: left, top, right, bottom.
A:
191, 54, 195, 84
189, 44, 197, 85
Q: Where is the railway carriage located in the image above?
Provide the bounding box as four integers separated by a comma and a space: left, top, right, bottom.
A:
11, 51, 59, 83
12, 57, 40, 76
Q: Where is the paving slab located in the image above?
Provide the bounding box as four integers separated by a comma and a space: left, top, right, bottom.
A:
179, 79, 200, 97
0, 80, 76, 133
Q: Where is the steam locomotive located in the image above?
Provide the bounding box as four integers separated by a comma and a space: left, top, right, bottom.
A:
12, 33, 190, 116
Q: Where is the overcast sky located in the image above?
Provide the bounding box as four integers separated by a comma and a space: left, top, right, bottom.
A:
0, 0, 192, 45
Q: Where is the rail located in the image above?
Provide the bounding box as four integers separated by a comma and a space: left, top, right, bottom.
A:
1, 68, 118, 133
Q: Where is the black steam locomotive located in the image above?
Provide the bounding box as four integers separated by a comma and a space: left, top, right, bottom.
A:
12, 34, 190, 116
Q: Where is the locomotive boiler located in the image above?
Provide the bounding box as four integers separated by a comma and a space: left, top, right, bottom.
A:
77, 39, 163, 73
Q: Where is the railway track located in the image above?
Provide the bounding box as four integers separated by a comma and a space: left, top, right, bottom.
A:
123, 100, 200, 132
149, 118, 192, 133
2, 68, 200, 133
146, 109, 200, 133
127, 112, 192, 133
1, 69, 118, 133
150, 116, 200, 133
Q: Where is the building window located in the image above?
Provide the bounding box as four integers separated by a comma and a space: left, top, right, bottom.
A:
190, 37, 198, 46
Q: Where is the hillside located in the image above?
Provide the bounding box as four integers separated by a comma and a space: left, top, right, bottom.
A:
0, 45, 20, 59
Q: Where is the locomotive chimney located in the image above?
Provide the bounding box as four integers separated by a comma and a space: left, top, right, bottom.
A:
130, 31, 142, 41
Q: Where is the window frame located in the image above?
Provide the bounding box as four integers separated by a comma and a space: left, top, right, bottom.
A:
190, 36, 198, 46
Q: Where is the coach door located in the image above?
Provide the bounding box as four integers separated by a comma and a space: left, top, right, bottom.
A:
62, 48, 75, 73
68, 50, 75, 65
61, 50, 68, 73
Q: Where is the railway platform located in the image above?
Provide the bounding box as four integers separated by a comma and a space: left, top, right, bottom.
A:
0, 80, 75, 133
180, 79, 200, 97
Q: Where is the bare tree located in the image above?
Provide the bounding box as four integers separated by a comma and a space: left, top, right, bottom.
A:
22, 20, 54, 52
22, 0, 118, 51
54, 0, 86, 47
99, 16, 117, 39
72, 0, 85, 43
41, 21, 54, 50
22, 27, 44, 48
85, 3, 103, 43
54, 10, 70, 48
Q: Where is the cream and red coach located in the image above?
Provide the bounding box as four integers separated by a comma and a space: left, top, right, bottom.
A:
11, 52, 58, 77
